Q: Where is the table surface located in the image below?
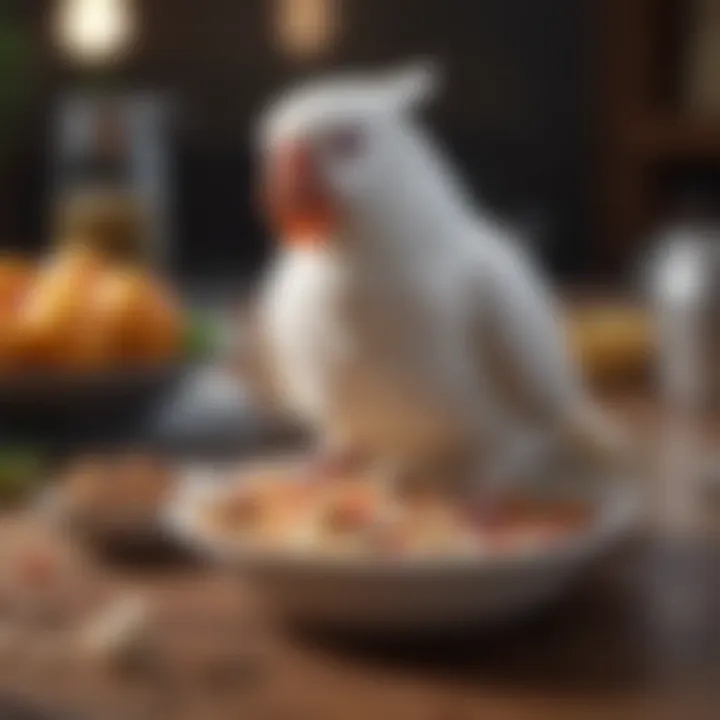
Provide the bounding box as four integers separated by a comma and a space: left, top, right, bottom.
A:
2, 397, 720, 720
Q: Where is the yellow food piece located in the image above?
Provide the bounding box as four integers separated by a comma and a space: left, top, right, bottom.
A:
0, 255, 32, 368
90, 267, 183, 363
11, 246, 182, 371
15, 247, 110, 368
0, 254, 32, 309
565, 304, 655, 384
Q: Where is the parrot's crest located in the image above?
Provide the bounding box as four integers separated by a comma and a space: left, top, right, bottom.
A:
259, 61, 441, 146
380, 62, 440, 112
257, 59, 477, 254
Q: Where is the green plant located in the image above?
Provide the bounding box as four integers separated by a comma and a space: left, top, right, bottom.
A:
0, 445, 45, 504
183, 309, 222, 360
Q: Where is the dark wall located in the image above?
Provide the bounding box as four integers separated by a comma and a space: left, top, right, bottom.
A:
5, 0, 594, 281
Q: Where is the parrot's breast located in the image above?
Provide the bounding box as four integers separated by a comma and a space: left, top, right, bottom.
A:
262, 249, 484, 461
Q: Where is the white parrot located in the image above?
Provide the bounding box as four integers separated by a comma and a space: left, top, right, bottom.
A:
244, 62, 623, 491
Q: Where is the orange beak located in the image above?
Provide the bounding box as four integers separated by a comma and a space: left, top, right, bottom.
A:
261, 140, 336, 246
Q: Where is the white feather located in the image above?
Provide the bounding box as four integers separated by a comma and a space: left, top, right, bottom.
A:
256, 64, 613, 483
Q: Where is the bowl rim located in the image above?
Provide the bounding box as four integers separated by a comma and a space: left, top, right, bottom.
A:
162, 459, 640, 575
0, 360, 189, 386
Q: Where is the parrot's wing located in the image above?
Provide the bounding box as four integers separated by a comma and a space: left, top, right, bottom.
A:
475, 238, 627, 465
477, 239, 583, 424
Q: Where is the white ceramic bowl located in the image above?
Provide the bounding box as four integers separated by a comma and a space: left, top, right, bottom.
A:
164, 463, 639, 632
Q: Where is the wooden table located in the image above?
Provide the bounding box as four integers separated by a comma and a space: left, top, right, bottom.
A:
2, 398, 720, 720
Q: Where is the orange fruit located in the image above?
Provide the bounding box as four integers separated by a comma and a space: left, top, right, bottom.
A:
16, 247, 110, 369
90, 267, 183, 365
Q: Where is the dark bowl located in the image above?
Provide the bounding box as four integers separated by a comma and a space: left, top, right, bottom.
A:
0, 363, 190, 443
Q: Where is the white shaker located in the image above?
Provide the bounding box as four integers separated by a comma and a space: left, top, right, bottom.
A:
648, 221, 720, 533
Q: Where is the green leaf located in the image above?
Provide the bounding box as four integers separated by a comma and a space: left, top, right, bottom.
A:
0, 446, 45, 502
183, 310, 221, 360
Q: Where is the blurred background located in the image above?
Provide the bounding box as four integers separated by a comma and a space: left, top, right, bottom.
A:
0, 0, 607, 284
5, 0, 720, 287
7, 0, 720, 279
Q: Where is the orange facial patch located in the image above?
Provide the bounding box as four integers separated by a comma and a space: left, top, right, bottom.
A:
261, 141, 336, 246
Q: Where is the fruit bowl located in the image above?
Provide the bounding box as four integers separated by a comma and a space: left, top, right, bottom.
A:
0, 361, 189, 410
0, 280, 216, 434
0, 242, 215, 407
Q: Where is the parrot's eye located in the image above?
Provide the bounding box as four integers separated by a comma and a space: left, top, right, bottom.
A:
323, 125, 366, 160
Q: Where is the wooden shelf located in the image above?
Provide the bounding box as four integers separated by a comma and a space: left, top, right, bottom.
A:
630, 117, 720, 160
601, 0, 720, 270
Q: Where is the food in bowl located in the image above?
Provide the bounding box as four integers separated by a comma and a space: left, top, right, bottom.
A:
198, 466, 595, 559
167, 462, 633, 631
